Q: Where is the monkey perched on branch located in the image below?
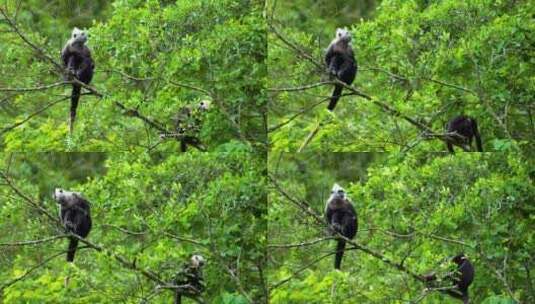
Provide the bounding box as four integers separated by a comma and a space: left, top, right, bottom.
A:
324, 28, 357, 111
444, 116, 483, 153
325, 183, 358, 270
61, 27, 95, 134
173, 254, 206, 304
424, 253, 475, 303
53, 188, 92, 262
160, 100, 211, 151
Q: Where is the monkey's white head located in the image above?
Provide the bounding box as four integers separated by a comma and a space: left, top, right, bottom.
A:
53, 188, 82, 207
198, 99, 212, 111
71, 27, 88, 44
330, 183, 346, 200
335, 28, 352, 43
190, 254, 205, 268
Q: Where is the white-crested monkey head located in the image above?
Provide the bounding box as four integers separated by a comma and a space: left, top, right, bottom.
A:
198, 99, 212, 111
190, 254, 205, 268
335, 28, 352, 43
53, 188, 82, 207
329, 183, 346, 200
70, 27, 88, 44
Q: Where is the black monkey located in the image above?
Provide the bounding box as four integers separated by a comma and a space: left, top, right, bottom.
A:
448, 254, 474, 303
445, 116, 483, 153
424, 253, 474, 303
160, 100, 211, 151
61, 27, 95, 134
53, 188, 92, 262
324, 28, 358, 111
174, 254, 206, 304
324, 183, 357, 269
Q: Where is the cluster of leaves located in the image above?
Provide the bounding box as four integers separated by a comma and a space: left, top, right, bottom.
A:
268, 151, 534, 303
0, 152, 266, 303
0, 0, 266, 152
268, 0, 534, 153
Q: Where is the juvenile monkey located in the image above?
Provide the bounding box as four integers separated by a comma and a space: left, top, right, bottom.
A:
53, 188, 92, 262
160, 100, 211, 151
324, 28, 358, 111
173, 254, 206, 304
61, 27, 95, 134
445, 116, 483, 153
324, 183, 358, 269
424, 253, 475, 303
448, 254, 474, 303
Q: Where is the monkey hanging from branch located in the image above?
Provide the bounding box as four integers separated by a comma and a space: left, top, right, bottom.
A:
324, 28, 358, 111
324, 183, 358, 270
444, 115, 483, 153
61, 27, 95, 134
173, 254, 206, 304
160, 99, 212, 152
423, 253, 475, 303
53, 188, 92, 262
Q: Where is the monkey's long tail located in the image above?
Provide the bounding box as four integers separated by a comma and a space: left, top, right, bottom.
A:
174, 291, 181, 304
334, 240, 346, 269
70, 84, 81, 134
472, 120, 483, 152
66, 236, 78, 262
327, 85, 343, 111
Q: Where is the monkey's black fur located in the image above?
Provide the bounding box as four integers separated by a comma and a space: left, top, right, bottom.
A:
445, 116, 483, 153
174, 255, 205, 304
61, 28, 94, 133
424, 253, 474, 303
53, 189, 92, 262
325, 184, 357, 269
447, 254, 474, 304
325, 28, 357, 111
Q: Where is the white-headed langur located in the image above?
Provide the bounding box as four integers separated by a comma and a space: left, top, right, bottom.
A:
324, 28, 357, 111
445, 116, 482, 153
424, 253, 475, 303
325, 183, 358, 269
53, 188, 92, 262
61, 27, 95, 134
174, 254, 206, 304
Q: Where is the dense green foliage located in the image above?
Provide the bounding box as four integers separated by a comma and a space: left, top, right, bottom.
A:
0, 0, 266, 152
268, 0, 534, 153
268, 152, 534, 303
0, 152, 266, 303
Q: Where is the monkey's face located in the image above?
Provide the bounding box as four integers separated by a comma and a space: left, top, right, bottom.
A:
198, 100, 212, 111
53, 188, 81, 207
71, 27, 88, 44
452, 254, 467, 265
335, 28, 352, 43
190, 255, 205, 268
329, 183, 346, 201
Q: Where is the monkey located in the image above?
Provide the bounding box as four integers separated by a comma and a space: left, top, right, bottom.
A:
324, 183, 358, 269
61, 27, 95, 134
53, 188, 92, 262
423, 253, 474, 303
173, 254, 206, 304
324, 28, 358, 111
448, 254, 474, 303
160, 100, 211, 151
445, 115, 482, 153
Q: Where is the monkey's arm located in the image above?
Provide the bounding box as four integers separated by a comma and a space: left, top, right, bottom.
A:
325, 207, 334, 225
